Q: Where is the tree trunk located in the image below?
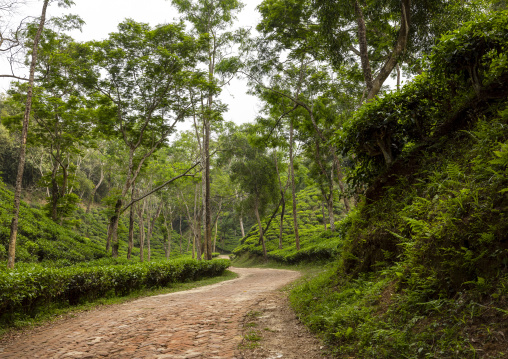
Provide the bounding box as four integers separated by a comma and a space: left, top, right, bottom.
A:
138, 199, 146, 262
127, 185, 136, 260
366, 0, 411, 100
50, 162, 59, 221
327, 176, 336, 231
58, 163, 69, 226
195, 183, 202, 261
7, 0, 50, 269
163, 210, 172, 260
354, 0, 373, 95
376, 130, 394, 166
278, 199, 285, 249
397, 63, 401, 91
204, 115, 212, 260
331, 151, 351, 213
107, 198, 122, 257
180, 215, 184, 254
86, 166, 104, 214
146, 201, 163, 262
254, 198, 267, 259
289, 119, 300, 251
197, 207, 203, 261
213, 220, 218, 253
274, 150, 290, 250
239, 214, 245, 238
321, 202, 327, 230
128, 204, 134, 260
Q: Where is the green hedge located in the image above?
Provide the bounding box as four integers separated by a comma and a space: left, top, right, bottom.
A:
0, 258, 230, 321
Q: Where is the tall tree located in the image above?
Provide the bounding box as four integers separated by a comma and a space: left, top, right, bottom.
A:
257, 0, 483, 100
221, 127, 278, 259
83, 20, 202, 256
7, 0, 50, 269
171, 0, 244, 260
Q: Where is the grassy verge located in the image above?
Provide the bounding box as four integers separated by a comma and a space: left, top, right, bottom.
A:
0, 269, 238, 339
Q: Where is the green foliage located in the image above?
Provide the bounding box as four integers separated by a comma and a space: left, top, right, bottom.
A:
338, 10, 508, 189
0, 258, 230, 324
291, 263, 508, 358
233, 185, 348, 262
0, 181, 107, 264
289, 60, 508, 359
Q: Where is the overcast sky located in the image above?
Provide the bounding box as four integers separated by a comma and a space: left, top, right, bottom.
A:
0, 0, 263, 129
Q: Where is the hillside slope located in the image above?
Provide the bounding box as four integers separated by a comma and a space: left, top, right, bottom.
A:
234, 11, 508, 358
0, 181, 187, 265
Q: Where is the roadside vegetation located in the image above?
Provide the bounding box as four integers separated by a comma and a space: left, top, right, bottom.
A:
1, 0, 507, 357
234, 10, 508, 358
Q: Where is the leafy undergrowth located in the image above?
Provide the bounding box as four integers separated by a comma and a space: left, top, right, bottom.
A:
288, 102, 508, 357
291, 264, 508, 358
0, 268, 238, 338
0, 183, 107, 264
0, 258, 230, 330
290, 79, 508, 359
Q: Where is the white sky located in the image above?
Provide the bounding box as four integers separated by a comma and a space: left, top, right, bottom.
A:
0, 0, 263, 129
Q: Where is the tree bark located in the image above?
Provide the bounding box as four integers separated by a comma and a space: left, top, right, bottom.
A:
50, 161, 59, 221
137, 200, 146, 262
274, 151, 284, 249
327, 170, 336, 231
195, 183, 202, 261
86, 166, 104, 214
354, 0, 373, 95
146, 201, 163, 262
127, 184, 136, 260
7, 0, 50, 268
213, 220, 218, 253
254, 198, 267, 259
365, 0, 411, 100
327, 193, 335, 231
289, 119, 300, 251
278, 199, 286, 249
239, 213, 245, 238
321, 202, 327, 230
331, 151, 351, 213
204, 113, 212, 260
237, 189, 246, 237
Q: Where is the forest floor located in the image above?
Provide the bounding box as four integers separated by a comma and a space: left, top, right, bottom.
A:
0, 265, 330, 359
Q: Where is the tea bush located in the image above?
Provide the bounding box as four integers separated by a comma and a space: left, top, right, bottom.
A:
0, 258, 230, 322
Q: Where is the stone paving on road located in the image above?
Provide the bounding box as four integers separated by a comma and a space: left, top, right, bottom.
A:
0, 267, 300, 359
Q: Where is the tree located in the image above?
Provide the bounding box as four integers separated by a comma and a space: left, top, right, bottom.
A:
83, 20, 202, 257
221, 127, 278, 259
171, 0, 244, 260
7, 25, 91, 223
257, 0, 485, 100
7, 0, 50, 269
246, 56, 359, 219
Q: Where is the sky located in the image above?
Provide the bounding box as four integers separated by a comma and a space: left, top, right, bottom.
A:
0, 0, 263, 129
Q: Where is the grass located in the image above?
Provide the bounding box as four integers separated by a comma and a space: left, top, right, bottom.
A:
0, 269, 238, 339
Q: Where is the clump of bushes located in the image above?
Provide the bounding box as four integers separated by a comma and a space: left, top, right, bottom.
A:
0, 258, 230, 323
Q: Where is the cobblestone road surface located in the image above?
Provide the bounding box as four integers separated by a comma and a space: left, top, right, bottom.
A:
0, 267, 300, 359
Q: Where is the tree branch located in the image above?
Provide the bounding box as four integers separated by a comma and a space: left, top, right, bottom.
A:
121, 161, 201, 213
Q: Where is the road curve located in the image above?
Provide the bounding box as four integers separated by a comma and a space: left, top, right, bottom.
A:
0, 267, 300, 359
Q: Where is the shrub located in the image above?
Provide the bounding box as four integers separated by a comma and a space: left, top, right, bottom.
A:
0, 258, 230, 322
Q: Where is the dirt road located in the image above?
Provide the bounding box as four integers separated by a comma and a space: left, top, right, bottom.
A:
0, 266, 320, 359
